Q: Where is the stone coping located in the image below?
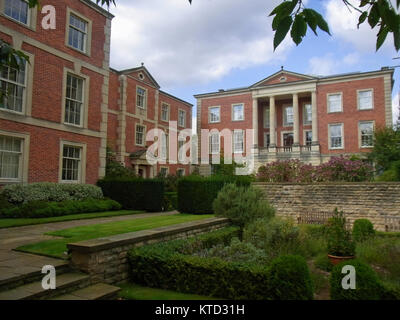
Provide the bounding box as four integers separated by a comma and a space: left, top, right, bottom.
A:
67, 217, 229, 254
253, 182, 400, 186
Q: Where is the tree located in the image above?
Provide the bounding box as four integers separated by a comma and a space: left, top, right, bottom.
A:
368, 126, 400, 171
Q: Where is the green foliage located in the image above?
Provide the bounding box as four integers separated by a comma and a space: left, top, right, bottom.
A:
369, 126, 400, 172
314, 253, 334, 272
0, 199, 122, 219
326, 209, 356, 257
330, 259, 385, 300
128, 227, 314, 300
211, 156, 245, 177
177, 175, 252, 214
97, 178, 165, 212
105, 148, 137, 179
163, 192, 178, 212
353, 219, 375, 242
1, 183, 103, 205
213, 184, 275, 229
377, 160, 400, 181
267, 255, 314, 300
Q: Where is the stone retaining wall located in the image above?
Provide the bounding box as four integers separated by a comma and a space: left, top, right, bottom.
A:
253, 182, 400, 231
67, 217, 230, 285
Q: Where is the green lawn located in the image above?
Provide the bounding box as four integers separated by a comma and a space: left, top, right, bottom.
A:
0, 210, 145, 229
118, 283, 222, 300
16, 213, 214, 259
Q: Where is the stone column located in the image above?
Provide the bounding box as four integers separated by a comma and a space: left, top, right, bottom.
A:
293, 93, 300, 147
252, 98, 259, 150
134, 164, 139, 176
269, 96, 276, 148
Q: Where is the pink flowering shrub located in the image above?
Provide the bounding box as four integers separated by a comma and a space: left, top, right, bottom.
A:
257, 156, 373, 183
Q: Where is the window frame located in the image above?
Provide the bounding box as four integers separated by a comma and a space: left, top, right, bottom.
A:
359, 121, 374, 149
233, 130, 244, 154
161, 102, 170, 122
328, 123, 344, 150
2, 0, 37, 29
327, 92, 343, 113
65, 8, 92, 56
231, 103, 244, 122
135, 124, 146, 147
283, 105, 294, 127
176, 168, 185, 177
303, 103, 312, 125
263, 106, 270, 128
304, 130, 313, 146
136, 86, 147, 110
208, 106, 221, 124
357, 89, 374, 111
63, 72, 86, 128
209, 132, 220, 155
281, 131, 294, 147
159, 167, 169, 177
178, 138, 185, 163
59, 140, 86, 184
178, 109, 186, 128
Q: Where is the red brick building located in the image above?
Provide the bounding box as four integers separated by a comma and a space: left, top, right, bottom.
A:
194, 68, 394, 175
0, 0, 192, 185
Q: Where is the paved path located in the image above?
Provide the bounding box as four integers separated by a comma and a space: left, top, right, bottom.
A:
0, 211, 176, 283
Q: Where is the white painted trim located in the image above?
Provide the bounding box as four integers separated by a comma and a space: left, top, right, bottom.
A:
59, 140, 87, 184
357, 88, 374, 111
358, 120, 375, 149
327, 92, 343, 113
328, 123, 344, 150
65, 7, 93, 56
231, 103, 245, 122
135, 123, 147, 147
208, 106, 221, 124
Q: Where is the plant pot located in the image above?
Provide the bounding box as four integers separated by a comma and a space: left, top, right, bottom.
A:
328, 254, 355, 266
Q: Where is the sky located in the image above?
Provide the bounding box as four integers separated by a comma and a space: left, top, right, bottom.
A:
107, 0, 400, 132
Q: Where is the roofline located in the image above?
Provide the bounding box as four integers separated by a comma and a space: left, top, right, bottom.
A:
80, 0, 115, 19
250, 69, 316, 87
194, 68, 395, 99
160, 90, 193, 107
111, 66, 161, 89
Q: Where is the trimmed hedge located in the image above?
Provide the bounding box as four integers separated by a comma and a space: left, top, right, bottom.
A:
97, 178, 164, 212
0, 198, 122, 219
352, 219, 375, 242
177, 175, 252, 214
1, 183, 103, 204
128, 227, 314, 300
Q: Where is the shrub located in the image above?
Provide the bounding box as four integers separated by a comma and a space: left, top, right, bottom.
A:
326, 209, 355, 257
1, 183, 103, 205
177, 175, 252, 214
128, 227, 314, 300
267, 255, 314, 300
0, 198, 122, 218
377, 160, 400, 181
0, 193, 13, 215
330, 259, 384, 300
243, 217, 299, 258
314, 253, 333, 272
163, 192, 178, 211
257, 159, 313, 183
105, 147, 137, 179
213, 184, 275, 229
353, 219, 375, 242
368, 126, 400, 172
97, 178, 164, 212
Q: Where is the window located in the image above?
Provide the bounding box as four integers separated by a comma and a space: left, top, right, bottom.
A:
4, 0, 29, 25
360, 122, 374, 147
178, 110, 186, 127
329, 124, 343, 149
283, 133, 294, 147
62, 145, 81, 182
64, 74, 84, 126
137, 87, 146, 109
178, 139, 185, 162
358, 90, 373, 110
283, 106, 294, 126
328, 93, 342, 113
0, 135, 22, 180
264, 133, 270, 148
159, 167, 168, 177
303, 103, 312, 125
305, 131, 312, 146
136, 125, 145, 146
161, 103, 169, 121
232, 104, 244, 121
0, 61, 26, 113
233, 131, 244, 153
68, 13, 88, 52
161, 133, 168, 160
264, 107, 270, 128
209, 107, 220, 123
209, 133, 220, 154
177, 168, 185, 177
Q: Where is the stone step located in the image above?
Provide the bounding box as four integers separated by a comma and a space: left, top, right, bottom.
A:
0, 260, 70, 292
52, 283, 121, 300
0, 272, 90, 300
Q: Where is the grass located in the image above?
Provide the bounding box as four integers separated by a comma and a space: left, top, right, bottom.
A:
118, 283, 222, 300
16, 213, 214, 259
0, 210, 145, 229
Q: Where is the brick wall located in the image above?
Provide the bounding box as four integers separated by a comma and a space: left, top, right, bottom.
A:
253, 182, 400, 231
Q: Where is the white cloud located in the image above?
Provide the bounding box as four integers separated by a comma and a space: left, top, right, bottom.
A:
109, 0, 292, 88
308, 52, 360, 76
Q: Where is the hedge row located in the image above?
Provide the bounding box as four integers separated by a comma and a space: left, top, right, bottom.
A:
97, 178, 164, 212
128, 227, 314, 300
177, 175, 253, 214
0, 198, 122, 219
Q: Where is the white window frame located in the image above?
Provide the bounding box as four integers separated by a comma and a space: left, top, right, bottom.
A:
66, 8, 92, 55
263, 106, 270, 128
357, 89, 374, 111
233, 130, 244, 154
135, 124, 146, 147
209, 106, 221, 123
161, 133, 168, 160
161, 103, 170, 122
303, 103, 312, 125
232, 103, 244, 121
283, 105, 294, 127
64, 73, 85, 127
2, 0, 34, 28
209, 132, 220, 155
59, 141, 86, 184
136, 86, 147, 110
359, 121, 374, 148
178, 138, 185, 163
328, 123, 344, 150
178, 109, 186, 127
281, 131, 294, 147
327, 93, 343, 113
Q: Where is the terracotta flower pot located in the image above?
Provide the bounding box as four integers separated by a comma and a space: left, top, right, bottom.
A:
328, 254, 355, 266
